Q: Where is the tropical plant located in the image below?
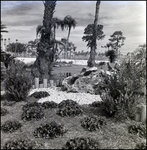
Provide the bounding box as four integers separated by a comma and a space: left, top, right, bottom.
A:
31, 1, 57, 81
1, 21, 8, 38
108, 31, 126, 55
82, 1, 105, 67
105, 49, 117, 63
29, 91, 50, 99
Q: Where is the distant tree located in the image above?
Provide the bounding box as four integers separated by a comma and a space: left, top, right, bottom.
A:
105, 50, 117, 63
1, 21, 8, 38
6, 42, 27, 54
108, 31, 126, 55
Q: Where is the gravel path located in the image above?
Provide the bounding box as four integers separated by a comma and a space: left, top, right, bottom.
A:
29, 87, 102, 105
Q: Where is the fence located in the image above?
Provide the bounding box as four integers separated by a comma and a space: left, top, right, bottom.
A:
32, 72, 72, 89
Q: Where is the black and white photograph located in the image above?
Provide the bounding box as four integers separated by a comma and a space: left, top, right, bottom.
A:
1, 1, 146, 149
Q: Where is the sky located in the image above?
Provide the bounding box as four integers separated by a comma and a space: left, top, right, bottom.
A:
1, 1, 146, 55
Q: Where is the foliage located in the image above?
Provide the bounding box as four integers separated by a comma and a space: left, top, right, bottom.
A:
108, 31, 126, 53
41, 101, 58, 109
97, 45, 146, 120
1, 120, 22, 133
1, 21, 8, 38
33, 121, 66, 139
105, 50, 117, 63
89, 101, 103, 107
98, 61, 106, 66
3, 138, 40, 149
1, 108, 9, 116
82, 24, 105, 48
81, 115, 106, 131
57, 105, 83, 117
58, 99, 78, 108
29, 91, 50, 99
128, 123, 146, 138
6, 42, 27, 53
135, 142, 147, 149
62, 137, 101, 149
21, 102, 44, 121
4, 60, 32, 102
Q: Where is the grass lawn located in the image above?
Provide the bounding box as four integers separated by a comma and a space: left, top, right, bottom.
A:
1, 95, 145, 149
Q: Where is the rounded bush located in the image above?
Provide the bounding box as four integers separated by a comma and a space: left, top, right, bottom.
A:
58, 99, 78, 108
1, 108, 8, 116
3, 138, 39, 149
33, 121, 66, 139
57, 105, 83, 117
1, 120, 22, 133
135, 142, 146, 149
41, 101, 58, 109
128, 123, 146, 138
29, 91, 50, 99
21, 102, 44, 121
81, 115, 107, 131
62, 137, 101, 149
89, 101, 103, 107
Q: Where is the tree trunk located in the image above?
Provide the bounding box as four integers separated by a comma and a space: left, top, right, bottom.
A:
87, 0, 100, 67
31, 1, 56, 81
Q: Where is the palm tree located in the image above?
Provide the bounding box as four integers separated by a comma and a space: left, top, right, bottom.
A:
31, 0, 57, 80
63, 15, 77, 42
87, 0, 101, 67
1, 21, 8, 37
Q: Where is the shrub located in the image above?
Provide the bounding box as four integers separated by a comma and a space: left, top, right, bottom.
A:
97, 45, 146, 121
29, 91, 50, 99
33, 121, 66, 139
1, 120, 22, 133
81, 115, 106, 131
21, 102, 44, 121
89, 101, 103, 107
98, 61, 106, 66
58, 99, 78, 108
3, 138, 39, 149
56, 105, 83, 117
62, 137, 101, 149
1, 108, 8, 116
128, 123, 146, 138
135, 143, 146, 149
41, 101, 58, 109
4, 60, 32, 102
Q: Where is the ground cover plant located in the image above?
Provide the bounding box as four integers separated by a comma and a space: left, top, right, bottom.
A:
62, 137, 101, 149
29, 91, 50, 99
21, 102, 44, 121
135, 142, 147, 149
41, 101, 58, 109
33, 121, 66, 139
57, 99, 83, 117
1, 120, 22, 133
81, 115, 107, 131
1, 108, 8, 116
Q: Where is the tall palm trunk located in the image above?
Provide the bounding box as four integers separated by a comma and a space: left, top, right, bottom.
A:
31, 1, 56, 81
87, 0, 100, 67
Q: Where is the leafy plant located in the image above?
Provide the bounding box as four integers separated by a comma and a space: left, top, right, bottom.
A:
3, 138, 40, 149
62, 137, 101, 149
128, 123, 146, 138
57, 105, 83, 117
58, 99, 78, 108
29, 91, 50, 99
21, 102, 44, 121
4, 60, 32, 102
135, 142, 146, 149
1, 108, 8, 116
81, 115, 106, 131
41, 101, 58, 109
1, 120, 22, 133
33, 121, 66, 139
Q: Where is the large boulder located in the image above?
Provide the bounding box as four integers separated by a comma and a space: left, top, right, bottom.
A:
61, 67, 102, 94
